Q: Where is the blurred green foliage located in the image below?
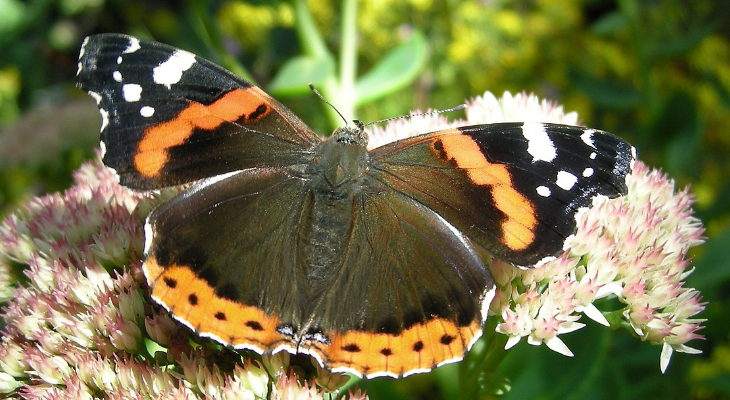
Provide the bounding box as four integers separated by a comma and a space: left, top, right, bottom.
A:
1, 0, 729, 398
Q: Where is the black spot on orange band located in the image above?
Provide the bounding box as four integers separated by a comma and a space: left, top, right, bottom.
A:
342, 343, 361, 353
246, 321, 264, 331
440, 334, 455, 345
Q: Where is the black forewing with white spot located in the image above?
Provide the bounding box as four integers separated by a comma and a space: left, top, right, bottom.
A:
76, 33, 319, 189
370, 122, 635, 267
466, 123, 634, 256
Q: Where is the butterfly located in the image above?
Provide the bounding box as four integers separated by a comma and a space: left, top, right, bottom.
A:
76, 33, 635, 378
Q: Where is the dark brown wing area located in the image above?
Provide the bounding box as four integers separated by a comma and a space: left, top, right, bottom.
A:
300, 187, 494, 378
142, 168, 310, 354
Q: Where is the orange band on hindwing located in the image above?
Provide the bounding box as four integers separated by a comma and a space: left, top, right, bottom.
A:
430, 132, 537, 251
142, 256, 290, 352
133, 87, 272, 178
308, 318, 481, 378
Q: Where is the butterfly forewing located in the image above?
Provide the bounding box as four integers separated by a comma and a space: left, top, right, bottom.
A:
370, 122, 634, 267
76, 33, 320, 190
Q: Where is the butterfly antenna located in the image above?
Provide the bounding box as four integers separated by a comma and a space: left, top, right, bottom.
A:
360, 104, 468, 128
308, 83, 348, 126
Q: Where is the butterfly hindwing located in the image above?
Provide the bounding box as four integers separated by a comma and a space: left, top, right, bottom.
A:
301, 186, 495, 378
370, 122, 634, 267
76, 33, 320, 190
142, 168, 310, 354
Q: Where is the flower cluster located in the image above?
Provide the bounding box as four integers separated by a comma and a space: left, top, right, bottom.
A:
489, 161, 706, 371
0, 91, 705, 397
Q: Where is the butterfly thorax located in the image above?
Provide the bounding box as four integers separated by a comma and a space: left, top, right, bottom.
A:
300, 129, 371, 286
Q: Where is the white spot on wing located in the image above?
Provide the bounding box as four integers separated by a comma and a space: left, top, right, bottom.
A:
365, 370, 399, 379
140, 106, 155, 117
532, 255, 557, 269
480, 284, 497, 324
105, 164, 121, 183
581, 129, 596, 148
99, 108, 110, 132
556, 170, 578, 191
583, 167, 594, 177
522, 123, 556, 162
88, 90, 102, 105
271, 344, 298, 358
117, 56, 123, 64
153, 50, 196, 88
401, 367, 433, 378
122, 83, 142, 102
183, 171, 243, 200
113, 71, 122, 82
536, 185, 551, 197
77, 38, 90, 76
143, 218, 155, 256
79, 37, 89, 58
123, 37, 141, 53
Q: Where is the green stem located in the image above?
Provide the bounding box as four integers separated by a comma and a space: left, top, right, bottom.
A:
186, 0, 252, 81
459, 319, 511, 398
293, 0, 341, 129
293, 0, 328, 57
337, 0, 358, 122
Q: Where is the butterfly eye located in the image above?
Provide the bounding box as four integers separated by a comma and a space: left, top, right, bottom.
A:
313, 156, 322, 166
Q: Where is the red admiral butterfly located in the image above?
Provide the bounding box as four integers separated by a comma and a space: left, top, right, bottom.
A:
76, 33, 635, 378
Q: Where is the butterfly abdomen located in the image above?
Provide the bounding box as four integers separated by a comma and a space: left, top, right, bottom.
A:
300, 137, 371, 286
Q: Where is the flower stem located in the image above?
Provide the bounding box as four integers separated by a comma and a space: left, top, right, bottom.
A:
459, 319, 511, 397
338, 0, 358, 122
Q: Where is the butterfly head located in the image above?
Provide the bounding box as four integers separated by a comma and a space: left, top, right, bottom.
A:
308, 126, 370, 190
333, 123, 368, 146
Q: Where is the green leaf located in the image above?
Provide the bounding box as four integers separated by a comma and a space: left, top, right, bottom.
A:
570, 68, 642, 109
354, 31, 428, 107
268, 55, 335, 96
590, 11, 630, 36
688, 224, 730, 300
0, 0, 25, 35
648, 25, 712, 58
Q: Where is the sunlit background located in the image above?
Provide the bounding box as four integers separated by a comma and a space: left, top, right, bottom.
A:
0, 0, 728, 399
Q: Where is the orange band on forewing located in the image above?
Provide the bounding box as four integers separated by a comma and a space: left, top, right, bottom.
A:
133, 87, 271, 178
142, 256, 287, 350
313, 318, 481, 377
433, 133, 537, 251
